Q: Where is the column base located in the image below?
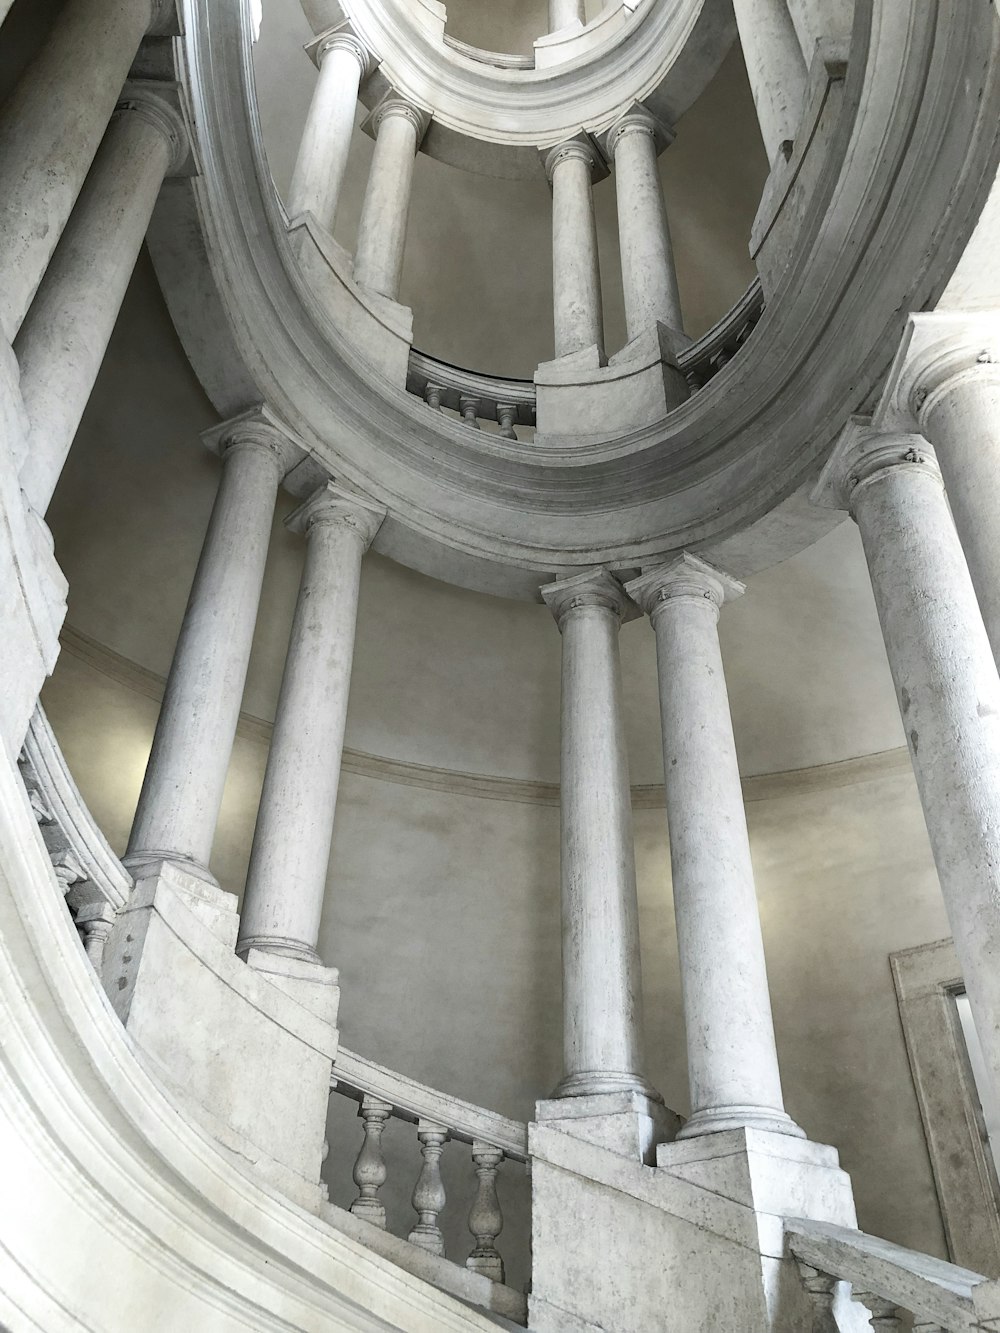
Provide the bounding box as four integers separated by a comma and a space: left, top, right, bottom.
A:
536, 1088, 681, 1164
235, 932, 324, 966
122, 848, 219, 889
676, 1102, 806, 1141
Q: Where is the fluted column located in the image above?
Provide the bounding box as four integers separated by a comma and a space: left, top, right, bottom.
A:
544, 136, 606, 361
548, 0, 585, 30
237, 484, 385, 963
17, 87, 187, 515
541, 569, 653, 1100
287, 27, 374, 234
815, 420, 1000, 1106
124, 412, 293, 883
0, 0, 168, 344
911, 346, 1000, 667
605, 106, 683, 349
353, 98, 429, 301
627, 555, 803, 1139
732, 0, 807, 165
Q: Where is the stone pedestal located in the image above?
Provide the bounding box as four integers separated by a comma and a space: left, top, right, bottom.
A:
102, 859, 339, 1211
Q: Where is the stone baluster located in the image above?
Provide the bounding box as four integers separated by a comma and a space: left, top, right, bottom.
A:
548, 0, 585, 30
0, 0, 173, 343
459, 396, 482, 429
605, 106, 685, 352
796, 1263, 839, 1331
855, 1296, 903, 1330
497, 404, 518, 440
51, 848, 87, 898
124, 411, 292, 884
353, 98, 430, 301
466, 1142, 505, 1284
814, 420, 1000, 1108
237, 484, 385, 963
424, 383, 444, 411
541, 569, 655, 1101
544, 136, 606, 362
626, 556, 803, 1138
76, 903, 117, 970
287, 26, 376, 233
732, 0, 807, 166
17, 86, 188, 515
408, 1122, 448, 1255
349, 1095, 393, 1229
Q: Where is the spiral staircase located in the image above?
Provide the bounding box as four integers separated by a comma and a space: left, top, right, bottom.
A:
2, 0, 1000, 1328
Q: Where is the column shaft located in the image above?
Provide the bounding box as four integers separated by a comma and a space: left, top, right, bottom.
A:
543, 570, 651, 1099
353, 103, 425, 301
0, 0, 153, 343
732, 0, 807, 164
548, 0, 585, 30
17, 100, 180, 514
609, 116, 683, 346
125, 432, 285, 880
627, 557, 802, 1138
287, 37, 367, 233
918, 368, 1000, 668
547, 144, 604, 361
844, 439, 1000, 1105
237, 487, 384, 963
786, 0, 851, 58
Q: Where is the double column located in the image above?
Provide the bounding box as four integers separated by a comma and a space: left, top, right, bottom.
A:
604, 106, 684, 352
237, 485, 385, 964
541, 570, 653, 1099
125, 411, 292, 883
287, 26, 376, 235
17, 86, 188, 514
0, 0, 170, 344
816, 421, 1000, 1105
353, 98, 430, 301
626, 557, 803, 1139
543, 136, 605, 361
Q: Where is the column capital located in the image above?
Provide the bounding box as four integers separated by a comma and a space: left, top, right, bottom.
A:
602, 103, 675, 161
541, 567, 636, 629
812, 417, 943, 513
625, 553, 744, 619
306, 21, 379, 80
541, 132, 609, 185
115, 81, 190, 175
286, 482, 386, 548
362, 94, 431, 147
873, 311, 1000, 433
201, 404, 304, 473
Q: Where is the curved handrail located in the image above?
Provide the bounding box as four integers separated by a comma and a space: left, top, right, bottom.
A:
441, 35, 534, 72
333, 1046, 529, 1162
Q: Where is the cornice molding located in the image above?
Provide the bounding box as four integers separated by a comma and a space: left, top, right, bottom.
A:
57, 625, 916, 808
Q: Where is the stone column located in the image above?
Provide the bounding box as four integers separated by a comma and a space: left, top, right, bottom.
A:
626, 555, 803, 1139
286, 27, 374, 234
815, 420, 1000, 1106
605, 106, 684, 349
544, 136, 606, 361
0, 0, 16, 27
913, 357, 1000, 667
786, 0, 852, 59
17, 87, 187, 515
353, 99, 429, 301
541, 569, 652, 1099
0, 0, 168, 344
237, 484, 385, 964
732, 0, 807, 165
124, 412, 292, 883
548, 0, 585, 30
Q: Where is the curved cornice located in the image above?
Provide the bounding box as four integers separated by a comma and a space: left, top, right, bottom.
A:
154, 0, 1000, 598
59, 624, 914, 807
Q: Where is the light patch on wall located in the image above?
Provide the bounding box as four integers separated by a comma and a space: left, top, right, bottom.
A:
249, 0, 263, 42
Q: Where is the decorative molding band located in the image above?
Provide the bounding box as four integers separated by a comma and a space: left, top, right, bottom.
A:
57, 626, 913, 808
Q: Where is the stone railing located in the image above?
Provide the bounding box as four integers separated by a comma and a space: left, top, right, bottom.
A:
329, 1045, 529, 1322
18, 704, 131, 968
406, 278, 765, 434
441, 35, 534, 71
788, 1219, 1000, 1330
